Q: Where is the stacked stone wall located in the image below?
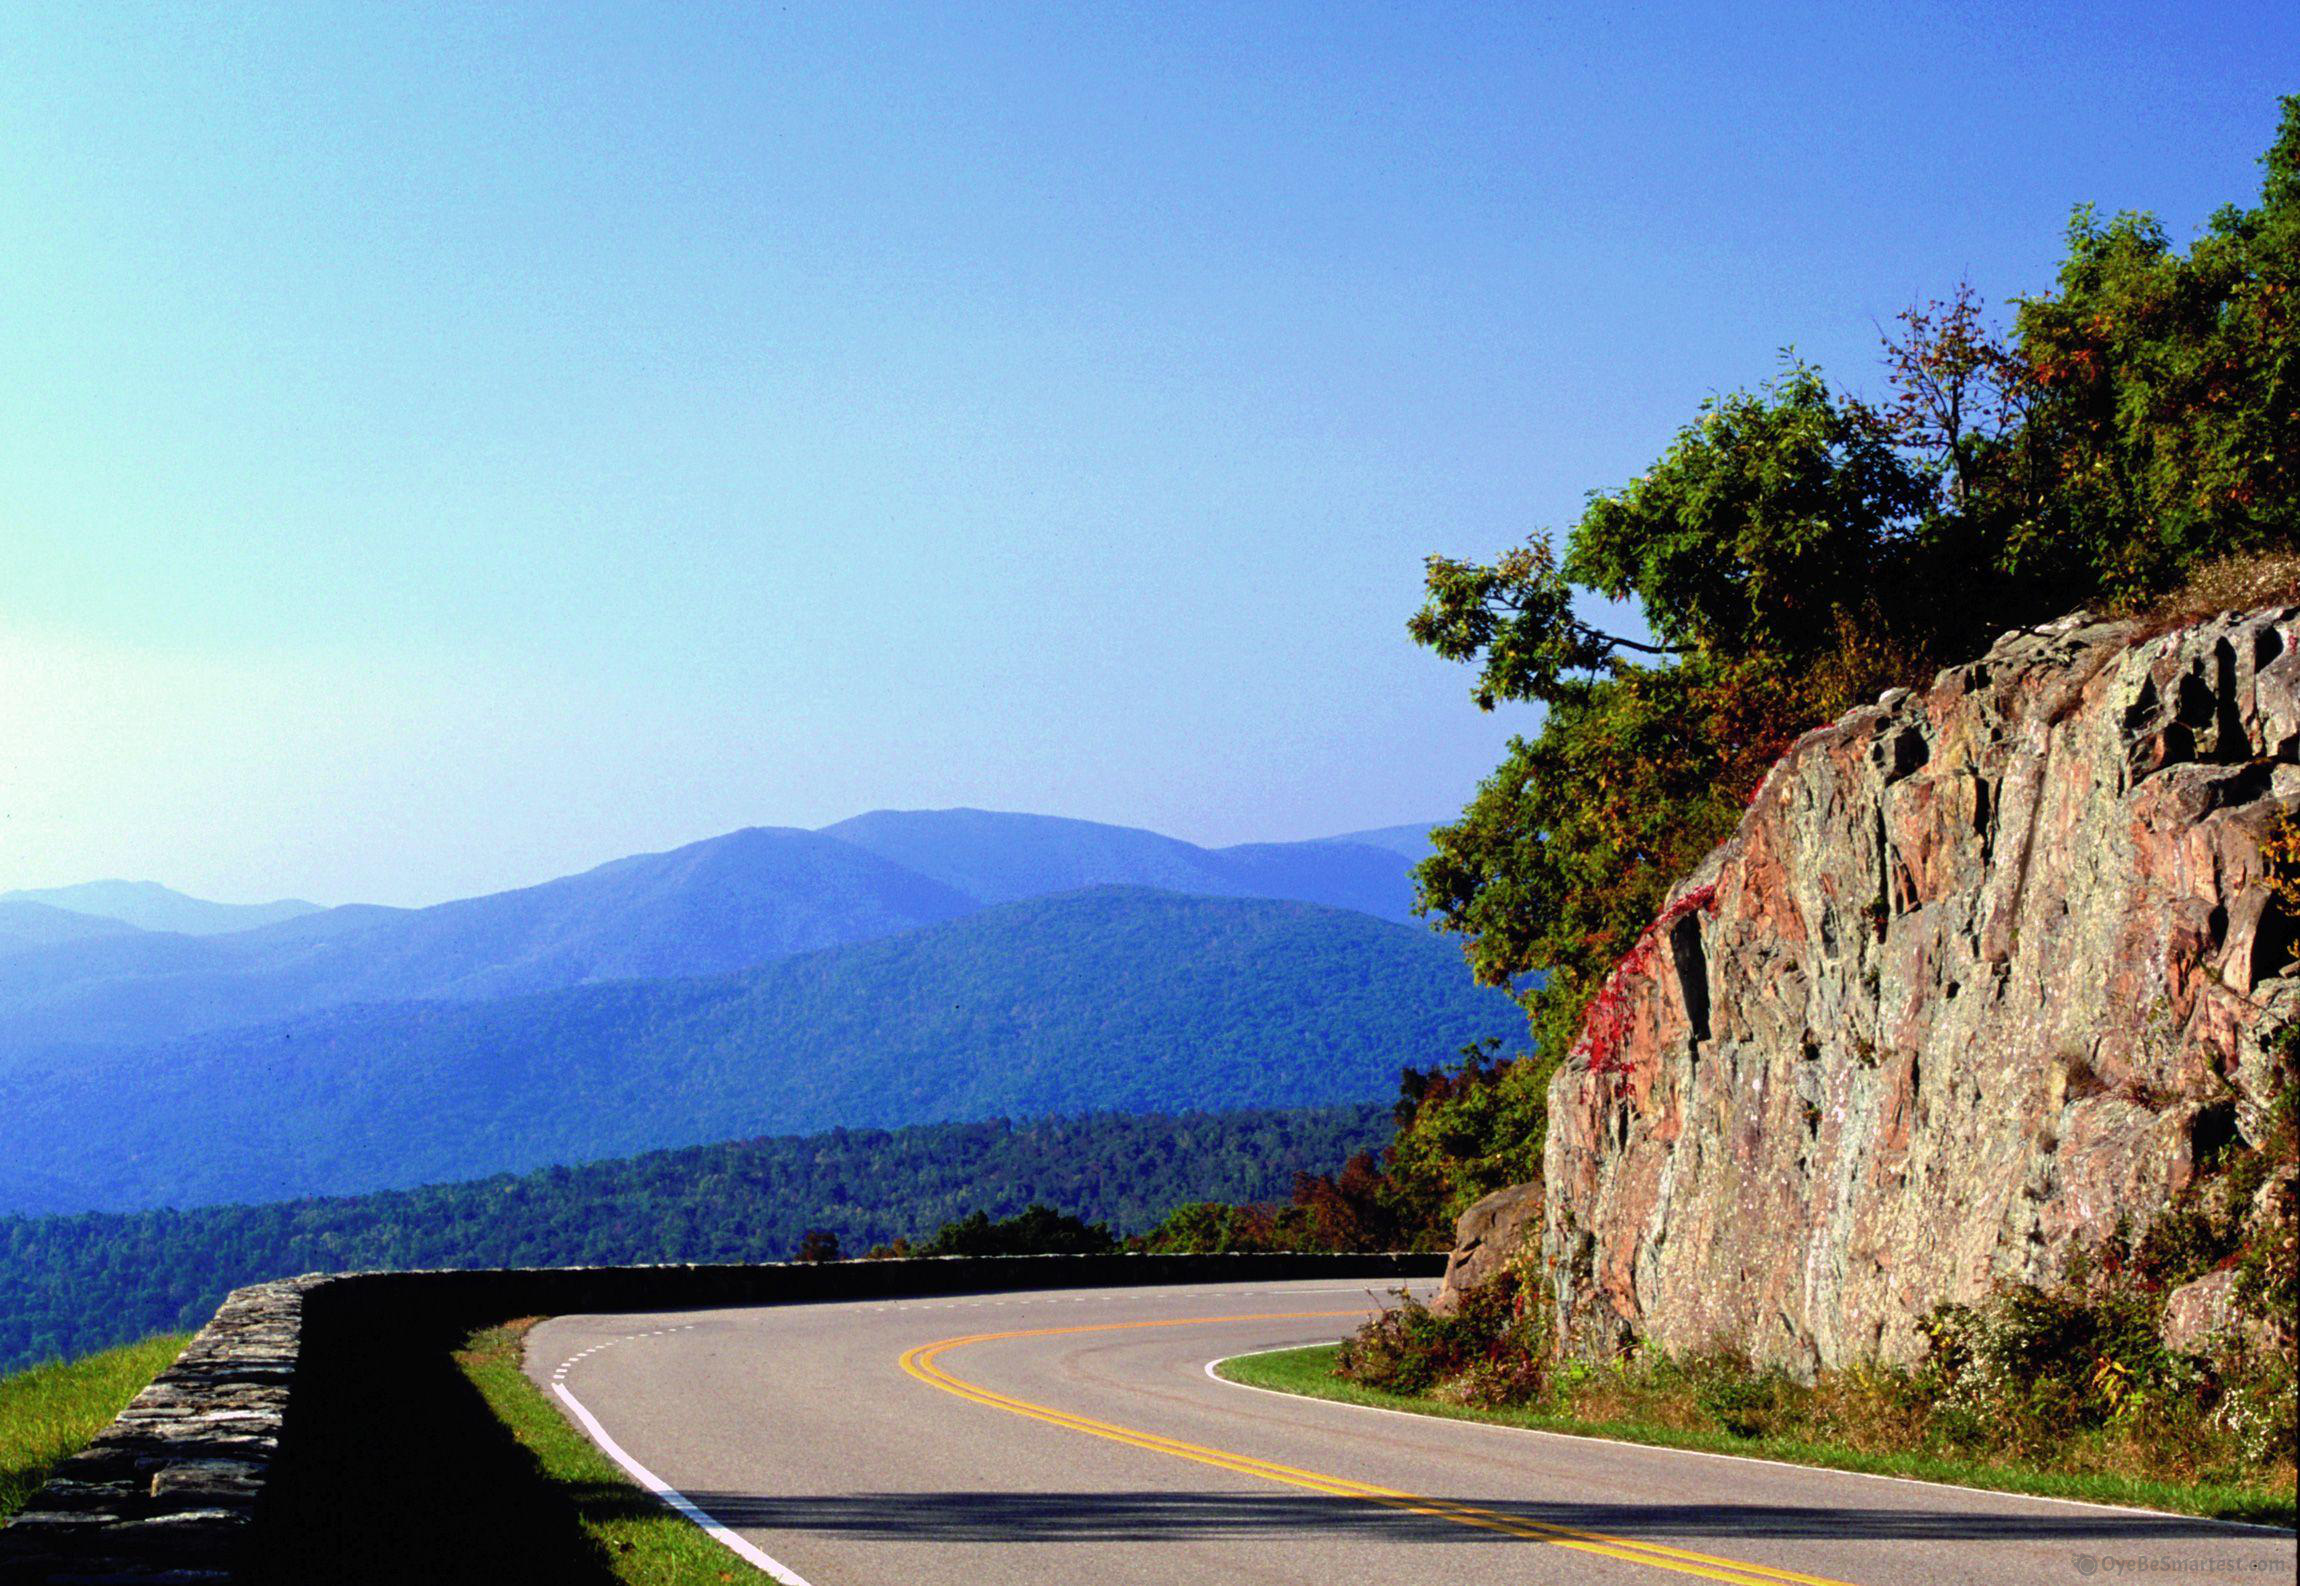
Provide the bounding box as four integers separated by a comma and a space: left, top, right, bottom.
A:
1, 1250, 1440, 1583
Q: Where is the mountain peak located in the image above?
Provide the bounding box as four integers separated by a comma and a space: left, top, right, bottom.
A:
0, 881, 323, 938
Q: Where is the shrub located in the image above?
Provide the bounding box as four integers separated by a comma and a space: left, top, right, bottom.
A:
1332, 1263, 2297, 1485
913, 1204, 1116, 1257
1336, 1266, 1550, 1405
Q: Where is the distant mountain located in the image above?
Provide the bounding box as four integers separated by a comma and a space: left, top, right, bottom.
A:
0, 1102, 1391, 1370
1322, 822, 1438, 861
823, 808, 1235, 902
0, 827, 980, 1052
1211, 840, 1421, 922
0, 888, 1520, 1215
0, 812, 1446, 1060
821, 807, 1422, 920
0, 901, 144, 954
1, 881, 320, 937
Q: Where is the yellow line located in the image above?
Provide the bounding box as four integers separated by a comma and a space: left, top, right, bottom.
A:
900, 1312, 1867, 1586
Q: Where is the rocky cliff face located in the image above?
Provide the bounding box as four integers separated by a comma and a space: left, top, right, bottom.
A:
1539, 605, 2299, 1371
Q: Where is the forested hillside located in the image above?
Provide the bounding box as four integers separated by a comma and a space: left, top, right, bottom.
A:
0, 903, 141, 952
0, 826, 982, 1051
0, 888, 1517, 1214
0, 1104, 1388, 1371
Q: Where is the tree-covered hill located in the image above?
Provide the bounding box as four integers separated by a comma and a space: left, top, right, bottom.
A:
0, 826, 983, 1052
0, 887, 1518, 1214
0, 1103, 1389, 1372
0, 902, 144, 953
0, 813, 1426, 1055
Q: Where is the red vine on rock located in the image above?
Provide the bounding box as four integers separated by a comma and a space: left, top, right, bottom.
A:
1575, 881, 1720, 1082
1571, 691, 1865, 1088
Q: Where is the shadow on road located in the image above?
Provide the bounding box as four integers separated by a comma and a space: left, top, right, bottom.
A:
674, 1487, 2271, 1544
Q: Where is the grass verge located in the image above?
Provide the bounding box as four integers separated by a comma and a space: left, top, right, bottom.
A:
1218, 1344, 2298, 1529
1, 1334, 190, 1521
453, 1320, 745, 1585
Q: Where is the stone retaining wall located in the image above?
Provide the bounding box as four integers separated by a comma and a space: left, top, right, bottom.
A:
1, 1278, 316, 1585
0, 1252, 1438, 1584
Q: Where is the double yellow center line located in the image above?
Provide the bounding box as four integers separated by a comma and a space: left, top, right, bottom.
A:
900, 1311, 1864, 1586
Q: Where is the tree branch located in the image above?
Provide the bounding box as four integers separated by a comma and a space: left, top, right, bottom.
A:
1579, 621, 1691, 656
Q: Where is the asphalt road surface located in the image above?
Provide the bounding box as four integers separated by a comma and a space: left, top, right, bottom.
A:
526, 1278, 2295, 1586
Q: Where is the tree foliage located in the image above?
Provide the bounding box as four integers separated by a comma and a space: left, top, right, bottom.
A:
0, 886, 1517, 1216
1413, 99, 2300, 1061
1138, 1039, 1556, 1254
906, 1204, 1117, 1257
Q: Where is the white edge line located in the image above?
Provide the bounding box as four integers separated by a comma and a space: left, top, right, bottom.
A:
1203, 1344, 2296, 1538
552, 1379, 816, 1585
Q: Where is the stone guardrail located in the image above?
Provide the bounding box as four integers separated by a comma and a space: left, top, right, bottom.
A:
0, 1251, 1441, 1584
0, 1277, 317, 1586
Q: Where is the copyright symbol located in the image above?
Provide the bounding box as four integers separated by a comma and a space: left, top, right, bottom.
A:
2074, 1557, 2098, 1578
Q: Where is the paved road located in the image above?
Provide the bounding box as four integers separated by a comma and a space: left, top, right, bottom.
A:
526, 1279, 2294, 1586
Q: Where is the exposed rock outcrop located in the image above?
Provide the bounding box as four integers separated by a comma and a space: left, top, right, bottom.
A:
2163, 1269, 2270, 1356
1538, 606, 2300, 1371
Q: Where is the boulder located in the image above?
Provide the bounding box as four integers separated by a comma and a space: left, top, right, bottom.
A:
1433, 1181, 1542, 1312
2162, 1268, 2285, 1357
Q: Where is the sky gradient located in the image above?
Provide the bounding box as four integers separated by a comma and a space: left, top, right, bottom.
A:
3, 3, 2291, 906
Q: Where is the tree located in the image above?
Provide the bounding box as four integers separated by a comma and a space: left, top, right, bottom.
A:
1411, 366, 1935, 1056
1878, 282, 2035, 517
915, 1205, 1116, 1257
1411, 99, 2300, 1066
2008, 107, 2299, 601
1381, 1039, 1554, 1229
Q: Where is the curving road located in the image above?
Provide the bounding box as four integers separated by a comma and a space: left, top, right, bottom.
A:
526, 1279, 2295, 1586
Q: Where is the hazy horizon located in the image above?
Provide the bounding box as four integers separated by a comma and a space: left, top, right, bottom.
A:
7, 3, 2289, 906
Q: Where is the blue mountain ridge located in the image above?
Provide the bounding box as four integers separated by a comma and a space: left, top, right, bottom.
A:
0, 810, 1434, 1054
0, 887, 1516, 1216
0, 881, 320, 937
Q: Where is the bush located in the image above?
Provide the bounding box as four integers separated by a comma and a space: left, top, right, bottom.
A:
1336, 1268, 1550, 1405
1133, 1200, 1307, 1254
1687, 1353, 1798, 1440
2131, 1206, 2239, 1289
1920, 1278, 2184, 1459
912, 1204, 1116, 1257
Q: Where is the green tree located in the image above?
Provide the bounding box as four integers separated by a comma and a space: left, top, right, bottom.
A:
915, 1204, 1116, 1257
1381, 1039, 1555, 1228
1413, 99, 2300, 1064
1412, 367, 1935, 1056
2007, 109, 2299, 600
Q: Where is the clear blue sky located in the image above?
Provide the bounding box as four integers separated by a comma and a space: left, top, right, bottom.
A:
2, 3, 2289, 905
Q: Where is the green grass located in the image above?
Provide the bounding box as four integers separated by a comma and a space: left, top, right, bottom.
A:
1218, 1345, 2298, 1529
453, 1320, 745, 1585
1, 1334, 190, 1520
